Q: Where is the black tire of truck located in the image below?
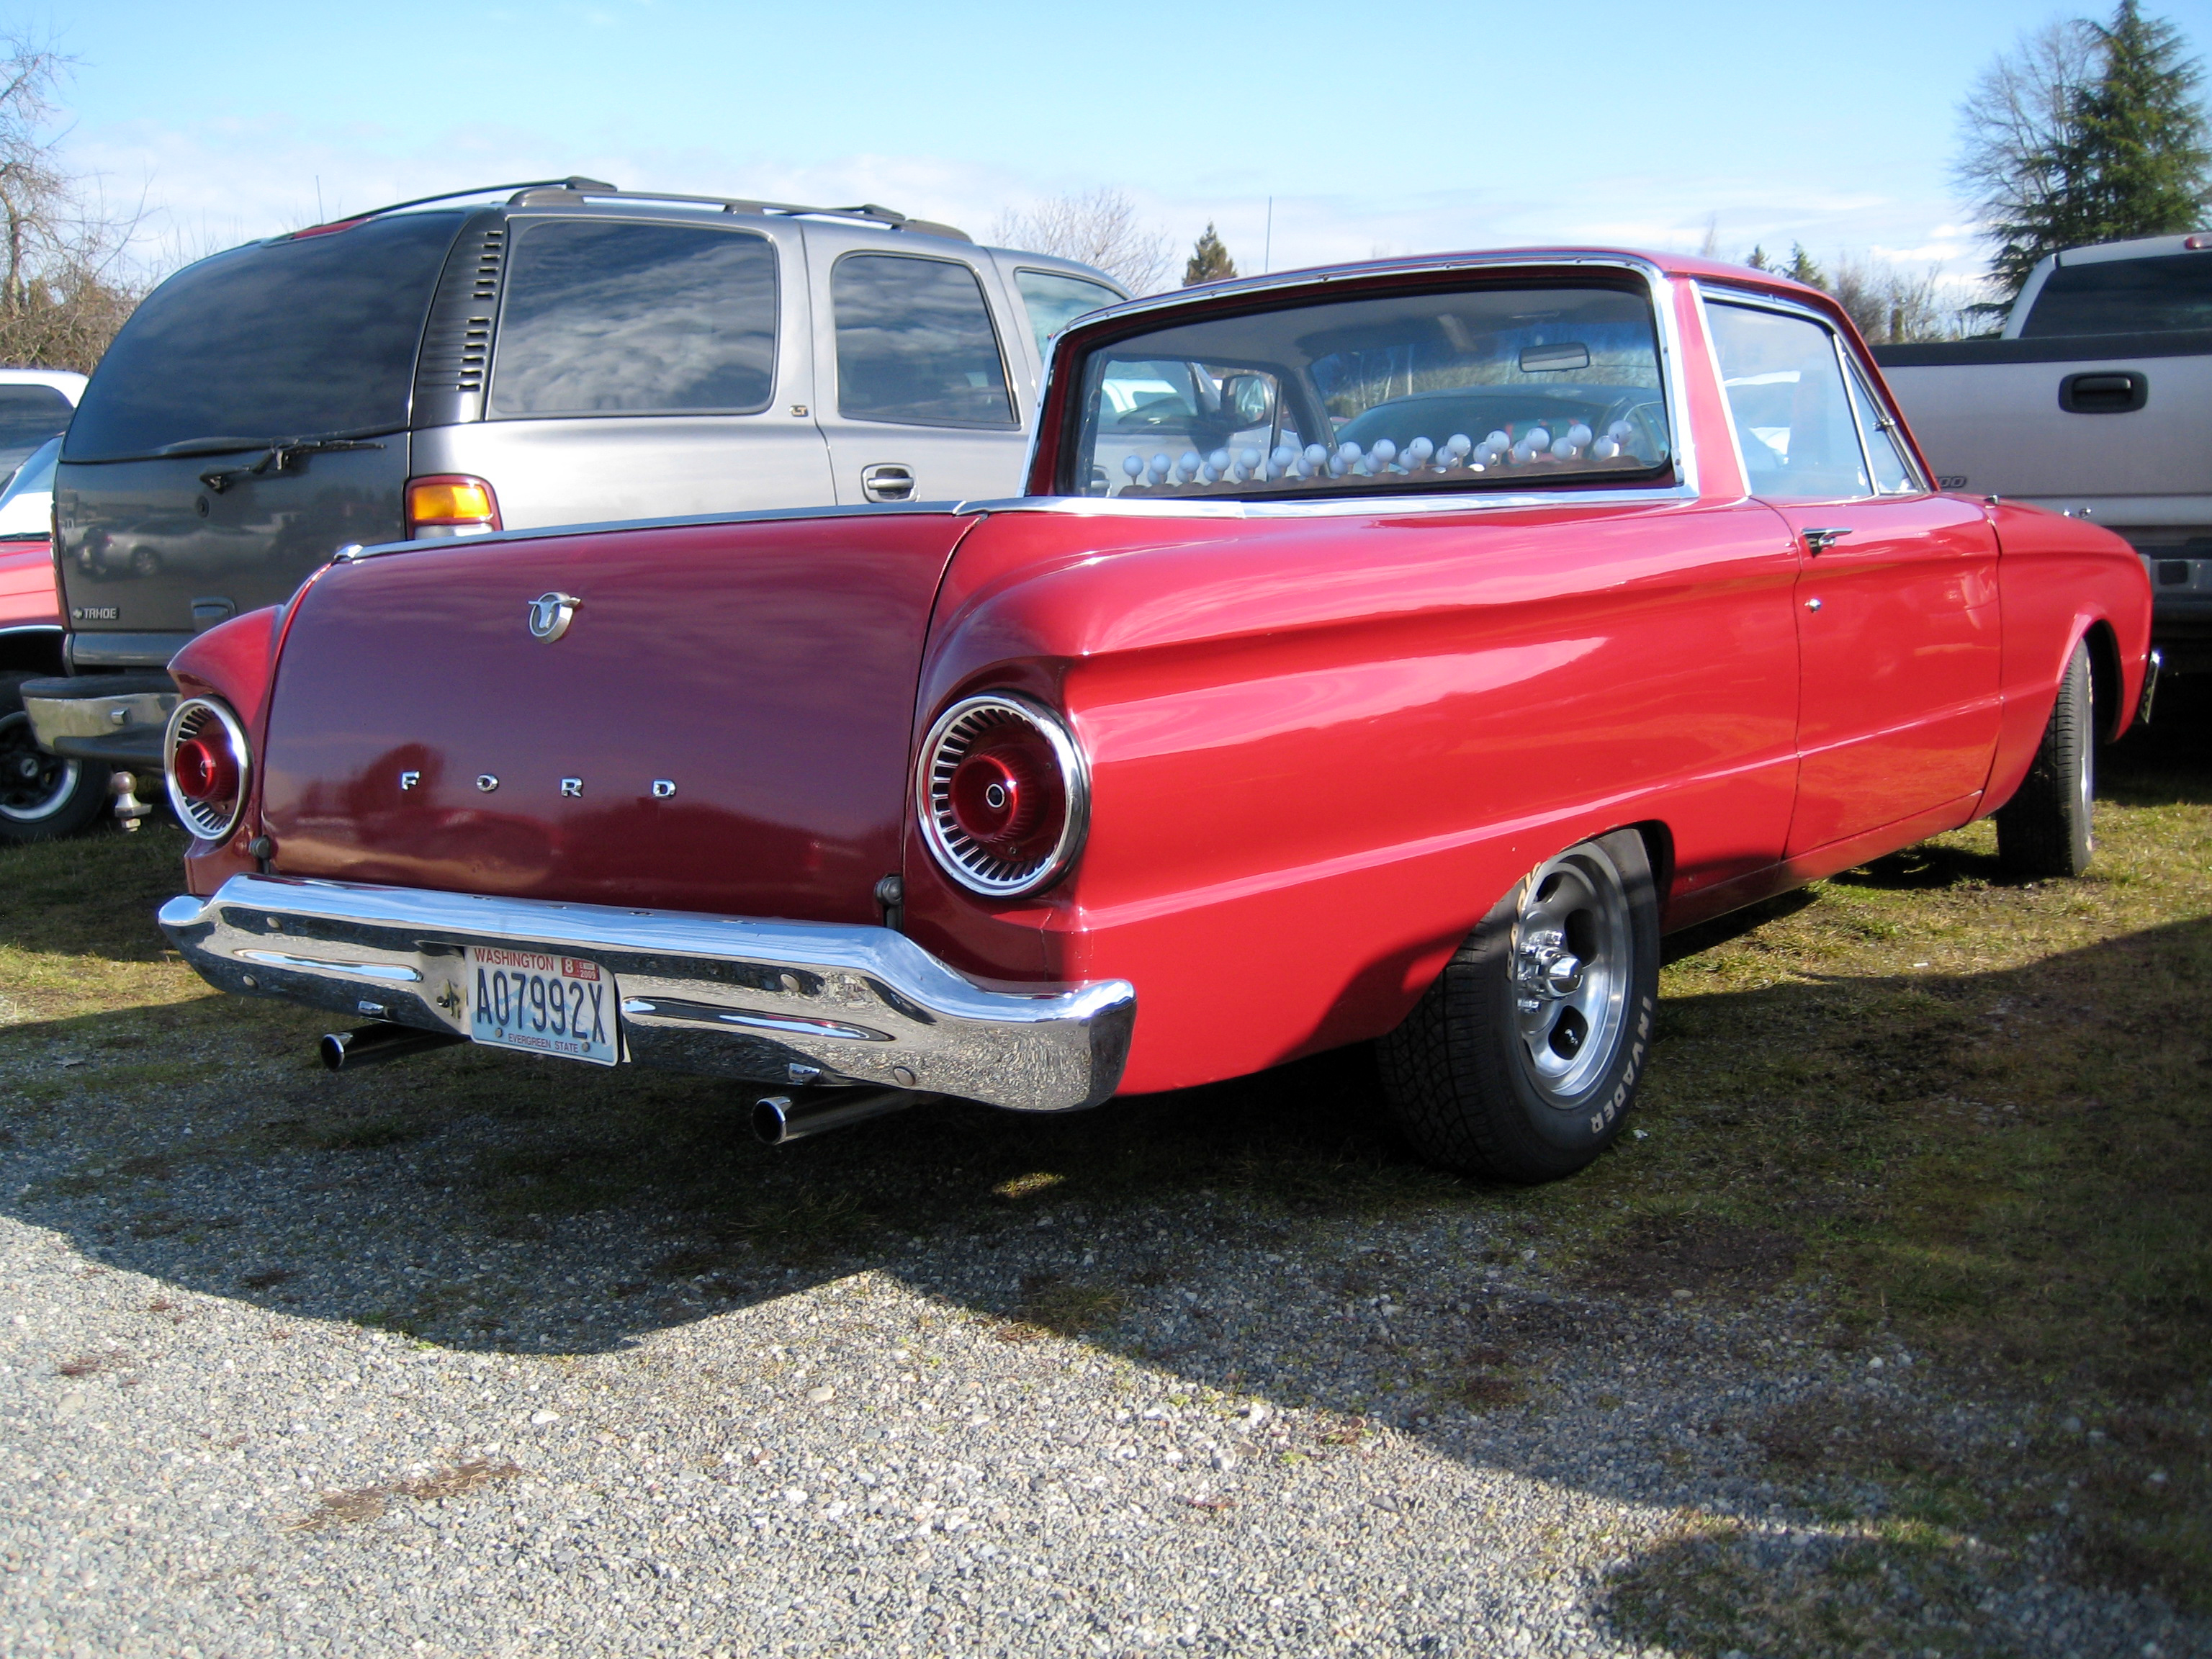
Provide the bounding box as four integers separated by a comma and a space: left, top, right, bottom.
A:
0, 673, 113, 844
1995, 639, 2095, 881
1377, 828, 1660, 1184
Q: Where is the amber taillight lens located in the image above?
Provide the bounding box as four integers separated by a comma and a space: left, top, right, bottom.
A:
163, 697, 251, 842
917, 693, 1088, 897
405, 475, 501, 539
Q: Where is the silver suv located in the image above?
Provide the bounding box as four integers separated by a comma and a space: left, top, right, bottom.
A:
35, 177, 1126, 775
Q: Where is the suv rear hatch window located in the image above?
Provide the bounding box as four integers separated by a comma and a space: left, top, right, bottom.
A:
64, 211, 465, 461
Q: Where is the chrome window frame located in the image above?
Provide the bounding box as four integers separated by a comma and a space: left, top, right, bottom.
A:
1694, 281, 1932, 500
1020, 253, 1701, 519
483, 214, 785, 422
828, 248, 1021, 432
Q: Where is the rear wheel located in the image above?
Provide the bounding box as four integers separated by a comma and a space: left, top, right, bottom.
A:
1996, 639, 2095, 880
1378, 828, 1660, 1182
0, 673, 112, 843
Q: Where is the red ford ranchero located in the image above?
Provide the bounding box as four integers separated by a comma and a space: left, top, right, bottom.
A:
157, 249, 2154, 1182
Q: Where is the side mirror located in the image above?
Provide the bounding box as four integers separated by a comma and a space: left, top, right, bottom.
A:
1220, 373, 1273, 428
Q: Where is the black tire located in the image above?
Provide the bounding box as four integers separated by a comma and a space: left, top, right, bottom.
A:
1996, 639, 2095, 880
1377, 828, 1660, 1182
0, 673, 112, 844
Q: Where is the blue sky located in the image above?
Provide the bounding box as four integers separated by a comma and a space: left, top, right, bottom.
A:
39, 0, 2212, 295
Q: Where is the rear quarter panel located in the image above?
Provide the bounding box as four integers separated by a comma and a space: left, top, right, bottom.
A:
906, 495, 1804, 1095
1982, 501, 2153, 811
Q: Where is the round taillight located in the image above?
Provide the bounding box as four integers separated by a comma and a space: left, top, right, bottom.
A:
172, 734, 235, 802
163, 697, 251, 842
917, 693, 1087, 896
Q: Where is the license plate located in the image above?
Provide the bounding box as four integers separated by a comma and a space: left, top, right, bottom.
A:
464, 946, 619, 1066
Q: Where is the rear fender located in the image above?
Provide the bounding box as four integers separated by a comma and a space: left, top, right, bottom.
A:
1980, 502, 2152, 815
168, 585, 312, 890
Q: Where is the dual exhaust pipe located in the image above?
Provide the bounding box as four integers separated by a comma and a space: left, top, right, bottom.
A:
318, 1022, 935, 1144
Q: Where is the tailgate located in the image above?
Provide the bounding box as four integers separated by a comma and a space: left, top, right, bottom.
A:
260, 511, 976, 924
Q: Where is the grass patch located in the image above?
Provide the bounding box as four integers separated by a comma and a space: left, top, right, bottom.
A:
1002, 1272, 1128, 1340
1601, 1518, 2010, 1657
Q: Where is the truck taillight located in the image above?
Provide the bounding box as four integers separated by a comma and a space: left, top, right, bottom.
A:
164, 698, 251, 842
406, 475, 500, 539
917, 693, 1088, 897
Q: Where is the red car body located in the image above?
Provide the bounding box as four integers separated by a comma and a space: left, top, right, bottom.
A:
0, 536, 60, 650
160, 251, 2153, 1112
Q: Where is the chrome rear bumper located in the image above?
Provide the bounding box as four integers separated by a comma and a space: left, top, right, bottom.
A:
158, 875, 1134, 1112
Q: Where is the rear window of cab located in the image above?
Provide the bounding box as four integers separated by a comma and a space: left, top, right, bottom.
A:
1062, 280, 1673, 500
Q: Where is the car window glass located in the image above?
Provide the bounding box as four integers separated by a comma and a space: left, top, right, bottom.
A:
0, 435, 60, 505
1068, 283, 1670, 498
1707, 304, 1871, 500
63, 211, 464, 461
491, 221, 778, 416
834, 255, 1015, 427
2022, 253, 2212, 336
1015, 269, 1123, 359
1844, 361, 1917, 495
0, 384, 71, 455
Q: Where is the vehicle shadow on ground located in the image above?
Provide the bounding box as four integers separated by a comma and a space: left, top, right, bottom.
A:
5, 905, 2208, 1650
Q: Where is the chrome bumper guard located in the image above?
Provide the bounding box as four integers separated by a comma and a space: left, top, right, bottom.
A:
158, 875, 1135, 1113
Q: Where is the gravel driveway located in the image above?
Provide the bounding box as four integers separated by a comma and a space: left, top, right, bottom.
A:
1, 1011, 2203, 1658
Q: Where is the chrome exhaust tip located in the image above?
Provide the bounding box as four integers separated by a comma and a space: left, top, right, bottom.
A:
751, 1086, 935, 1147
320, 1022, 466, 1072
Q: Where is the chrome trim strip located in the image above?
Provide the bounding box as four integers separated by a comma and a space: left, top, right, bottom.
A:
620, 997, 892, 1043
971, 484, 1701, 521
234, 950, 423, 983
158, 874, 1135, 1113
332, 500, 977, 564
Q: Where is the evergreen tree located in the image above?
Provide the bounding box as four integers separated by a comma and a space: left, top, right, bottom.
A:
1784, 243, 1824, 288
1182, 223, 1238, 287
1745, 246, 1771, 271
1972, 2, 2211, 300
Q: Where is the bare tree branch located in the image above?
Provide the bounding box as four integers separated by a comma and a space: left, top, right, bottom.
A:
0, 29, 155, 371
990, 189, 1172, 296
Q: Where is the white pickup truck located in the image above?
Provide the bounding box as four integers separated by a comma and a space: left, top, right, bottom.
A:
1875, 233, 2212, 673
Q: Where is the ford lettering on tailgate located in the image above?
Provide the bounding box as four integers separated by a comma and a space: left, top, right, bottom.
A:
467, 945, 617, 1066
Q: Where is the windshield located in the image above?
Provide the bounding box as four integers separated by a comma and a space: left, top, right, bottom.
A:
64, 211, 464, 462
1063, 280, 1672, 499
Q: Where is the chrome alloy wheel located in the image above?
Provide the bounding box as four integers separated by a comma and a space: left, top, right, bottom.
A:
0, 710, 80, 823
1509, 841, 1634, 1107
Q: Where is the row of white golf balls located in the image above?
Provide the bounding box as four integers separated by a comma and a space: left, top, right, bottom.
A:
1119, 420, 1640, 487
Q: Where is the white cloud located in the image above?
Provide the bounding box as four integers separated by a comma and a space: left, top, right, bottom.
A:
68, 116, 1995, 294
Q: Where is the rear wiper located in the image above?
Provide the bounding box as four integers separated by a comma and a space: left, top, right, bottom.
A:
197, 436, 387, 494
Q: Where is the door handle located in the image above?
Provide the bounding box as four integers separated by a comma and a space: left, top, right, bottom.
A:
2059, 370, 2146, 414
860, 463, 915, 503
1802, 526, 1853, 554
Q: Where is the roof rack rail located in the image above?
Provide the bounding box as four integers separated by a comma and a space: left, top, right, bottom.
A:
287, 178, 970, 243
502, 184, 970, 242
284, 178, 619, 238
